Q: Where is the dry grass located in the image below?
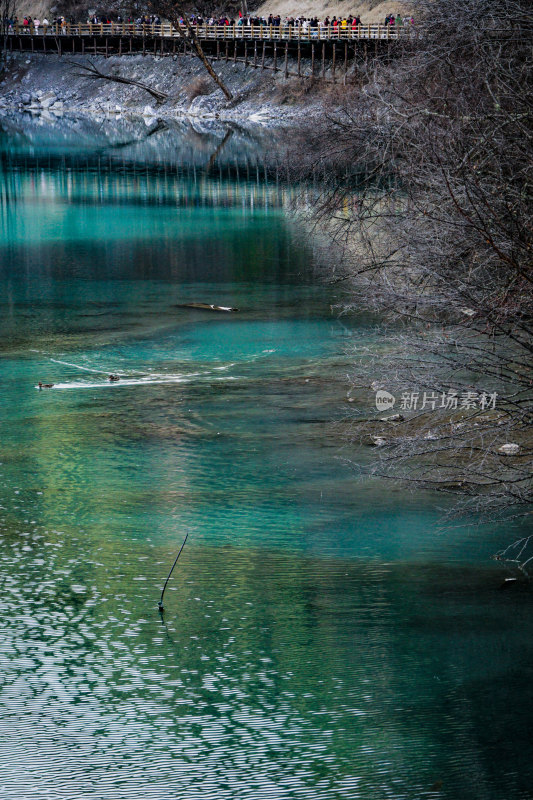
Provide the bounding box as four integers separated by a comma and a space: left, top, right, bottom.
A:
16, 0, 412, 23
256, 0, 412, 23
185, 75, 213, 102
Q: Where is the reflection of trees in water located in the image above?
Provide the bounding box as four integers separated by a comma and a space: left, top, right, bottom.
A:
0, 142, 300, 211
0, 149, 20, 235
0, 112, 289, 170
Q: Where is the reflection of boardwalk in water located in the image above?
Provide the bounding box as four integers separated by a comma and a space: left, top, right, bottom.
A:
0, 151, 303, 211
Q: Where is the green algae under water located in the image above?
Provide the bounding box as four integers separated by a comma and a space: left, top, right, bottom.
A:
0, 119, 532, 800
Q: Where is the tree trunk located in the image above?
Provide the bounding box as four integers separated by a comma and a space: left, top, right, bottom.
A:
167, 7, 233, 100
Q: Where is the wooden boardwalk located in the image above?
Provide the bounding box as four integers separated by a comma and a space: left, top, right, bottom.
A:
4, 21, 408, 42
3, 22, 410, 81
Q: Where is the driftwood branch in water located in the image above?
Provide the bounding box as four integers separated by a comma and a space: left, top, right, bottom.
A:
68, 60, 169, 103
176, 303, 239, 312
158, 531, 189, 612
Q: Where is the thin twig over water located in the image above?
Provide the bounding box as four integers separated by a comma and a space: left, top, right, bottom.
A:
158, 531, 189, 612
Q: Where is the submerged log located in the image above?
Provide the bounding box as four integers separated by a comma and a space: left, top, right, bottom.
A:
176, 303, 239, 312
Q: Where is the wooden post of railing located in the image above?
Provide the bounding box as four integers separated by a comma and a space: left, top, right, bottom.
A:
343, 41, 348, 84
244, 40, 248, 66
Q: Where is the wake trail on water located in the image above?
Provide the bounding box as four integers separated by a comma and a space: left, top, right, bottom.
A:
42, 350, 275, 389
50, 358, 113, 374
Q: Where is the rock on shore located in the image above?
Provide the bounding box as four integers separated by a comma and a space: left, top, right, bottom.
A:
0, 51, 326, 125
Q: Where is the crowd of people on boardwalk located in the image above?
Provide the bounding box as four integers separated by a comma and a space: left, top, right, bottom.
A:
6, 11, 414, 33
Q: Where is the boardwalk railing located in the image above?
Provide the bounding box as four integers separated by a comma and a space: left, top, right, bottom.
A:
4, 22, 409, 41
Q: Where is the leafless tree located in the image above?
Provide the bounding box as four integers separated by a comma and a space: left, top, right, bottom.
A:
56, 0, 252, 100
293, 0, 533, 520
147, 0, 233, 99
70, 59, 169, 102
0, 0, 16, 78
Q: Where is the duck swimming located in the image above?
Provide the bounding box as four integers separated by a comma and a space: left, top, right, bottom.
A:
108, 375, 120, 382
38, 382, 54, 389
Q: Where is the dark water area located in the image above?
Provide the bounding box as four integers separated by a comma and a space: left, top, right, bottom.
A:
0, 116, 532, 800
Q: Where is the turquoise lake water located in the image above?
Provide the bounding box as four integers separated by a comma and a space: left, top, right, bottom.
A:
0, 117, 532, 800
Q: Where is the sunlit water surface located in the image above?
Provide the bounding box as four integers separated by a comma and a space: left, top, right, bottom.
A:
0, 117, 532, 800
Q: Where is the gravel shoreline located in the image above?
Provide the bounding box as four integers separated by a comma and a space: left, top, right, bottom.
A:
0, 51, 325, 126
